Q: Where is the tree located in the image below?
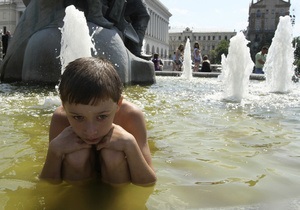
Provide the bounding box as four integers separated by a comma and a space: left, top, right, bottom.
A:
293, 36, 300, 71
208, 50, 217, 64
214, 40, 230, 64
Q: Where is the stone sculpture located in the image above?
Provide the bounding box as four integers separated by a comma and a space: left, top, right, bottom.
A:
0, 0, 155, 85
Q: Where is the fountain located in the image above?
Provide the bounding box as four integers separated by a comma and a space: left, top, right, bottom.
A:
219, 32, 254, 102
181, 38, 193, 80
264, 15, 295, 93
60, 5, 95, 73
0, 4, 300, 210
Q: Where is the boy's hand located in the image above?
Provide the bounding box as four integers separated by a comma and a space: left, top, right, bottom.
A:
50, 126, 91, 157
96, 124, 135, 151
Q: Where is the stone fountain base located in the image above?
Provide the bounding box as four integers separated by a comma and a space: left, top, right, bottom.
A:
155, 71, 266, 80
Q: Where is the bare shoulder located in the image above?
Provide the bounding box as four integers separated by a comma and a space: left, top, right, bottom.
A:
114, 99, 146, 139
52, 106, 69, 125
49, 105, 70, 141
116, 100, 153, 166
116, 100, 144, 121
120, 100, 143, 115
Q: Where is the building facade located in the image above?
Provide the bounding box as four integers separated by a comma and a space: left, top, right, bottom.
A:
169, 27, 236, 61
0, 0, 25, 33
246, 0, 291, 58
144, 0, 171, 59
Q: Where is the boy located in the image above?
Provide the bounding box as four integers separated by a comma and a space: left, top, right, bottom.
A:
40, 57, 156, 186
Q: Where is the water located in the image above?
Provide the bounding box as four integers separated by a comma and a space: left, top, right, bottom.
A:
181, 38, 193, 80
60, 6, 95, 73
0, 78, 300, 209
219, 32, 254, 102
264, 15, 295, 93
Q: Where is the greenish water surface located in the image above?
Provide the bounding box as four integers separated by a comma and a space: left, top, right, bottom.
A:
0, 77, 300, 209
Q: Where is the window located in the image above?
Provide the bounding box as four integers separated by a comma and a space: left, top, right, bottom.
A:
256, 10, 261, 18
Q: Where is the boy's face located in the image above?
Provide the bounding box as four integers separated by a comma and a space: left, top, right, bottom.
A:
63, 98, 122, 145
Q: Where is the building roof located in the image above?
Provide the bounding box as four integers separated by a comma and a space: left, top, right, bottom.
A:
169, 27, 236, 33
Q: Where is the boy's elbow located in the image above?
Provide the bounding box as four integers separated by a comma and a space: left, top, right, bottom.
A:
133, 175, 157, 187
148, 175, 157, 185
149, 176, 157, 186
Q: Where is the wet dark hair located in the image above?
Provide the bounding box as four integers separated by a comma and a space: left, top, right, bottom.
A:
59, 57, 123, 105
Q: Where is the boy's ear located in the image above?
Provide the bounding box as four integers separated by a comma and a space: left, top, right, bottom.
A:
117, 96, 123, 111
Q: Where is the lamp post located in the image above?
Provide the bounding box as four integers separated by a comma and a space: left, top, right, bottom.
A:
290, 15, 296, 26
290, 9, 296, 27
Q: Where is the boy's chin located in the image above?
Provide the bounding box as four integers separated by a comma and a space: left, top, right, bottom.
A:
83, 138, 102, 145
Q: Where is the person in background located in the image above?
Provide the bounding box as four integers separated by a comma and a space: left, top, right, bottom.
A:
254, 46, 268, 74
200, 55, 211, 72
172, 51, 176, 71
152, 53, 163, 71
2, 29, 11, 58
40, 57, 156, 186
174, 44, 184, 71
193, 42, 202, 72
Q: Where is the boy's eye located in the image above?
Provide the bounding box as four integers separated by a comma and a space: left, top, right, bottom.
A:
97, 115, 108, 120
73, 116, 84, 121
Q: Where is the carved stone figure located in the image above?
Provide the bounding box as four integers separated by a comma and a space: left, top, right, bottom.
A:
67, 0, 151, 59
0, 0, 155, 85
124, 0, 151, 59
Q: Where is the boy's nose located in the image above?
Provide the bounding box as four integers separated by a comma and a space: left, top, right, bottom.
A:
84, 122, 98, 137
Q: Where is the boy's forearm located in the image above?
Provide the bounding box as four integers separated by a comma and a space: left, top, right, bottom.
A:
124, 140, 157, 185
40, 148, 63, 182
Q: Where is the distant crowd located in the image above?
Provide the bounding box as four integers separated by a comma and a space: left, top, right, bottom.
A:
151, 43, 300, 81
151, 42, 212, 72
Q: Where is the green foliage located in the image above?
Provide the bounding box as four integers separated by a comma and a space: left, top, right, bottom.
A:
208, 50, 217, 64
293, 36, 300, 70
214, 40, 230, 64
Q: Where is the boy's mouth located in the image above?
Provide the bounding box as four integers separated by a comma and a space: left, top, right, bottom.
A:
84, 137, 101, 144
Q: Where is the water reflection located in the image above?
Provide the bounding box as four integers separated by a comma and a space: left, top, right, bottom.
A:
3, 180, 153, 209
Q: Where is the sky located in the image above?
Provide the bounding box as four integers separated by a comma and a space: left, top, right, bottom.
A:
159, 0, 300, 37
